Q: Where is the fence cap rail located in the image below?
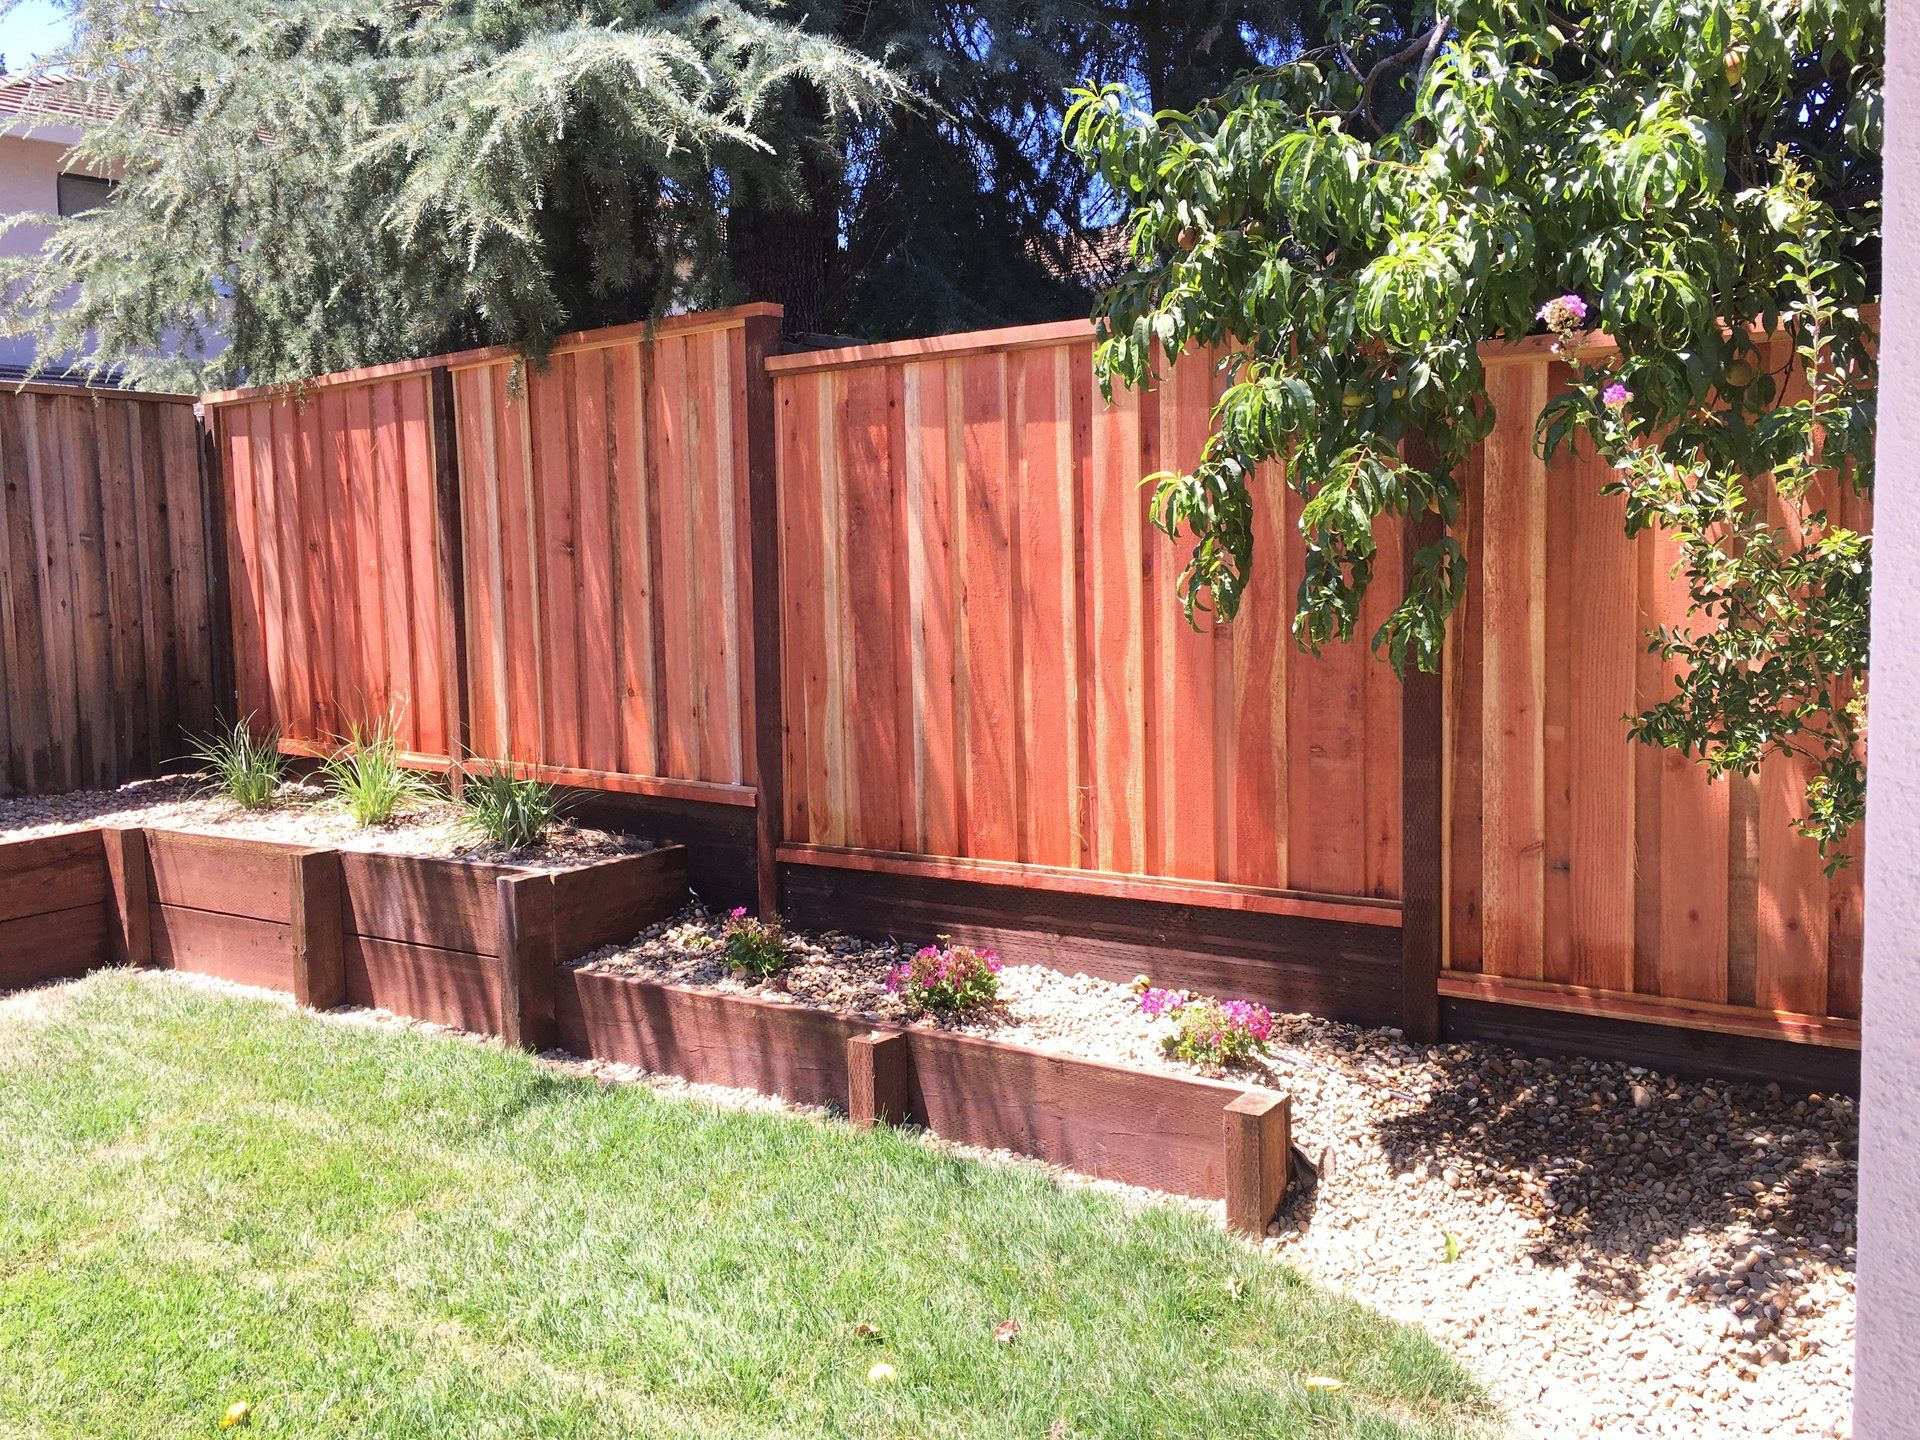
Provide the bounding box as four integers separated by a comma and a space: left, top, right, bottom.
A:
200, 302, 784, 407
2, 379, 198, 404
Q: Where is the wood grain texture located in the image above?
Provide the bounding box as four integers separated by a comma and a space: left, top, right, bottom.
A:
290, 849, 345, 1009
1224, 1090, 1292, 1236
0, 390, 217, 795
847, 1030, 912, 1128
772, 340, 1401, 904
495, 872, 558, 1050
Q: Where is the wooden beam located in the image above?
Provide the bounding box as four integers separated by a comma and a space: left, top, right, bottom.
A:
847, 1030, 912, 1128
495, 872, 558, 1050
101, 826, 151, 967
429, 366, 473, 790
1400, 473, 1446, 1042
741, 311, 787, 917
194, 401, 238, 722
288, 848, 344, 1009
1222, 1090, 1291, 1237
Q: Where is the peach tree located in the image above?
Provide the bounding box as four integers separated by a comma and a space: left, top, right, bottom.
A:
1066, 0, 1881, 859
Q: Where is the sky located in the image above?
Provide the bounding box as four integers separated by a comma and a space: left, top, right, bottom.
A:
0, 2, 70, 71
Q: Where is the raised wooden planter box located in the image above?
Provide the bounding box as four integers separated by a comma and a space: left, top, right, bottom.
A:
556, 967, 1293, 1234
0, 830, 121, 989
136, 829, 688, 1040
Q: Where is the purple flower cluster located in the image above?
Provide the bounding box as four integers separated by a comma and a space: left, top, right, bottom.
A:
1138, 986, 1191, 1019
1602, 381, 1633, 407
887, 941, 1001, 1015
1141, 984, 1275, 1068
1537, 293, 1590, 335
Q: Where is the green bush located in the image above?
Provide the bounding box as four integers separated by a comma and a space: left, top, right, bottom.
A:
185, 716, 286, 810
320, 719, 432, 827
458, 765, 558, 851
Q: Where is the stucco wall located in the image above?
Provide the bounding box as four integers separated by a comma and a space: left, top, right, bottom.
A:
1857, 4, 1920, 1436
0, 131, 96, 371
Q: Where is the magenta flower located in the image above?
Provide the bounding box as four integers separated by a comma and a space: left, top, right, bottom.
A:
730, 906, 748, 919
1537, 294, 1589, 333
1603, 382, 1633, 407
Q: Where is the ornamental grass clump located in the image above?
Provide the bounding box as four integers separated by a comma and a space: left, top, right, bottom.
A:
321, 718, 434, 827
886, 940, 1001, 1016
722, 907, 788, 981
1139, 986, 1274, 1069
186, 715, 286, 810
457, 765, 558, 851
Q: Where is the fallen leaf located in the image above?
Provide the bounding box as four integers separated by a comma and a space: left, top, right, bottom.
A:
1303, 1376, 1345, 1393
219, 1401, 251, 1428
1443, 1232, 1462, 1263
852, 1322, 885, 1343
867, 1362, 897, 1384
993, 1318, 1021, 1344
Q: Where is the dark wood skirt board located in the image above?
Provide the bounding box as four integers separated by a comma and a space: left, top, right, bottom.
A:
554, 967, 1293, 1231
556, 789, 752, 911
1442, 998, 1863, 1097
0, 830, 112, 989
778, 861, 1405, 1028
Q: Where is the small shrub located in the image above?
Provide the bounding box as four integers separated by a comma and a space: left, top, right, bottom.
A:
186, 716, 286, 810
458, 764, 558, 850
721, 907, 787, 979
887, 939, 1001, 1016
1139, 987, 1273, 1068
320, 719, 433, 827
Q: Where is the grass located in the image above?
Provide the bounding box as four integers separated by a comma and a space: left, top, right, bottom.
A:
320, 718, 434, 826
186, 716, 287, 809
0, 972, 1500, 1440
457, 764, 560, 850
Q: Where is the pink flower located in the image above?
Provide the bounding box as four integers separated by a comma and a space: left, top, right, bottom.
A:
730, 906, 748, 919
1537, 294, 1589, 332
1603, 382, 1633, 407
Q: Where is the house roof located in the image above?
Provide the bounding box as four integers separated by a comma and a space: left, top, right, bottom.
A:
0, 75, 120, 127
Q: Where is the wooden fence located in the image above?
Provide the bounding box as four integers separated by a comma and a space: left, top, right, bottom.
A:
767, 325, 1402, 917
210, 307, 777, 810
0, 385, 220, 794
199, 307, 1865, 1082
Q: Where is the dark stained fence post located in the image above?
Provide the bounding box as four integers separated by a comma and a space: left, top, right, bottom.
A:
429, 366, 473, 793
742, 311, 786, 919
194, 401, 238, 725
496, 872, 558, 1050
101, 826, 151, 967
847, 1030, 911, 1128
1223, 1090, 1291, 1237
288, 848, 345, 1009
1399, 433, 1447, 1044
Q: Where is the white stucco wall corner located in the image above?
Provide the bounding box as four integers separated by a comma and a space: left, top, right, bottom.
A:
1857, 3, 1920, 1436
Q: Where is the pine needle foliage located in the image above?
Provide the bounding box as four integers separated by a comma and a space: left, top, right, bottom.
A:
0, 0, 903, 389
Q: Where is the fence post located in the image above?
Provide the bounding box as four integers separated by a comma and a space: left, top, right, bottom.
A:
102, 826, 151, 966
194, 401, 239, 724
1399, 490, 1447, 1044
742, 311, 786, 918
1223, 1090, 1291, 1237
288, 848, 345, 1009
495, 873, 558, 1050
429, 366, 473, 792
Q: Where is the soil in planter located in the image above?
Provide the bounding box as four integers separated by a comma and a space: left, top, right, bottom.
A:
0, 775, 655, 871
571, 904, 1291, 1087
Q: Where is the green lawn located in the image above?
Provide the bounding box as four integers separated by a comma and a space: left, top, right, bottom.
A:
0, 971, 1498, 1439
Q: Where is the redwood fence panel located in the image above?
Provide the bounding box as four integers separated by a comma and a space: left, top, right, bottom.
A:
766, 328, 1404, 909
0, 386, 219, 794
1441, 348, 1866, 1048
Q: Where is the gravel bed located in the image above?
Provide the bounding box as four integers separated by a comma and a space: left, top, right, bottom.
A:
0, 774, 649, 869
578, 905, 1856, 1439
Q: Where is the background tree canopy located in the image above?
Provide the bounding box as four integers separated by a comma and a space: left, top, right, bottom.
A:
1067, 0, 1881, 858
0, 0, 1328, 385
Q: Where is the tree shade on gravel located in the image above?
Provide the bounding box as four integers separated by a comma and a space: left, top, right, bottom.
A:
0, 971, 1497, 1439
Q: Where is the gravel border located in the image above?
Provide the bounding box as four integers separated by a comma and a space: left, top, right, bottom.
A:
0, 774, 651, 870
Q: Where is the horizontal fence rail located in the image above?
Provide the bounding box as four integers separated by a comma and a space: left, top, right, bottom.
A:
0, 386, 218, 793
